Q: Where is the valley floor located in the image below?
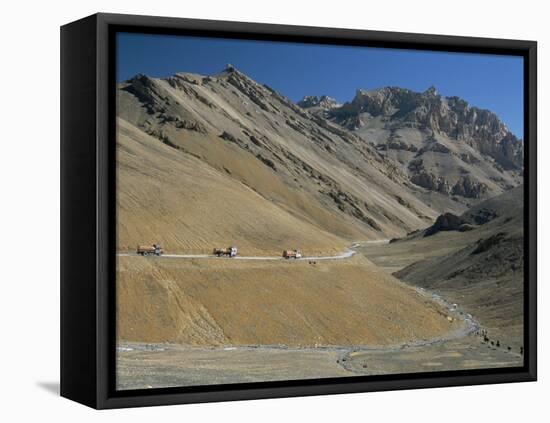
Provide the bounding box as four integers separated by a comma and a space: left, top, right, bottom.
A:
359, 232, 524, 351
116, 335, 522, 390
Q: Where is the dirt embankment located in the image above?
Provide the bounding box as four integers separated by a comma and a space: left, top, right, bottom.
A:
117, 254, 457, 347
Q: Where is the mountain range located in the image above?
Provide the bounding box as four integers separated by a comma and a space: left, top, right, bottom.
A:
300, 85, 523, 198
116, 65, 523, 251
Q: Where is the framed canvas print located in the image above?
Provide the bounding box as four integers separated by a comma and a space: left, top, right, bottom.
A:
60, 13, 537, 409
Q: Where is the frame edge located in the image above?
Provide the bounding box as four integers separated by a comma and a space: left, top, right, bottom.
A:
85, 12, 538, 409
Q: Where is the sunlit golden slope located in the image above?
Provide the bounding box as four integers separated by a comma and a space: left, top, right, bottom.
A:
117, 69, 443, 241
117, 255, 457, 347
117, 118, 348, 255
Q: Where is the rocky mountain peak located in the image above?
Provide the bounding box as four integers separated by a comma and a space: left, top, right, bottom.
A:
215, 64, 253, 83
217, 64, 245, 79
423, 85, 438, 97
326, 85, 523, 170
298, 95, 341, 110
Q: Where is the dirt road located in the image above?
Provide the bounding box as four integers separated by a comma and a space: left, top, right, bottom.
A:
116, 239, 390, 261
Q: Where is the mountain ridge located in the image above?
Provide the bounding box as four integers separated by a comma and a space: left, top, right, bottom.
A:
299, 82, 523, 201
117, 66, 523, 247
305, 84, 523, 165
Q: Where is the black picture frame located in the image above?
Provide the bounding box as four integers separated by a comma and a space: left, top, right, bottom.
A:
61, 12, 537, 409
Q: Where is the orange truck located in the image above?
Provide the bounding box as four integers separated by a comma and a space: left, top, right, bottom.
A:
213, 246, 238, 257
282, 249, 302, 259
136, 244, 163, 256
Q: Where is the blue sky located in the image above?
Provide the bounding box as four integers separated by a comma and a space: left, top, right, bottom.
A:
117, 32, 524, 138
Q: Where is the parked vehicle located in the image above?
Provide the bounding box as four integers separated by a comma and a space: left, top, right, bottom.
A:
213, 246, 238, 257
282, 249, 302, 259
137, 244, 163, 256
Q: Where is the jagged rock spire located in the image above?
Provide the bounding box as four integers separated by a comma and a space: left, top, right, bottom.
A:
424, 85, 438, 96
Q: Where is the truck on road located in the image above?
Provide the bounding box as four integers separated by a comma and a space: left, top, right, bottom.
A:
213, 246, 238, 257
283, 249, 302, 259
137, 244, 163, 256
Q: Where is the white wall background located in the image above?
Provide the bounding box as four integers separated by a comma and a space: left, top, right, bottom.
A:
0, 0, 546, 420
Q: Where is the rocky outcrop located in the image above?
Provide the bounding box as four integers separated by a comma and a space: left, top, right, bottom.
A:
172, 118, 207, 133
323, 188, 382, 231
424, 212, 466, 237
386, 139, 418, 151
386, 131, 418, 152
460, 152, 480, 165
219, 131, 240, 143
410, 171, 450, 194
451, 176, 488, 199
418, 141, 451, 154
223, 67, 273, 113
298, 95, 341, 110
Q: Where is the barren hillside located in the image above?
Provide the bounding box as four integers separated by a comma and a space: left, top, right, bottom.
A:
363, 187, 525, 349
117, 255, 458, 347
117, 67, 455, 249
117, 118, 347, 255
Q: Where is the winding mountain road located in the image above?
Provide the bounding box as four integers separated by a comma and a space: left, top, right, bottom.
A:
116, 239, 389, 261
